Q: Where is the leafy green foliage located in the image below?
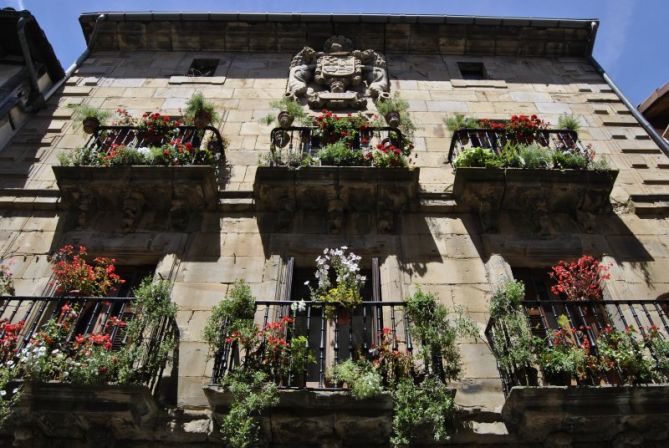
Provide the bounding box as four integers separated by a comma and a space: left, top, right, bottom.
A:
375, 93, 417, 138
328, 359, 384, 399
553, 150, 588, 169
317, 141, 369, 166
391, 376, 455, 448
184, 91, 220, 124
220, 369, 279, 448
405, 289, 479, 380
488, 281, 538, 374
68, 104, 112, 130
517, 144, 554, 169
444, 113, 480, 132
557, 114, 581, 132
598, 326, 658, 384
269, 96, 308, 123
452, 147, 503, 168
0, 264, 14, 296
203, 280, 256, 354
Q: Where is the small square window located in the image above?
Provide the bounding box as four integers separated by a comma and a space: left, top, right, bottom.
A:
458, 62, 486, 80
186, 59, 219, 77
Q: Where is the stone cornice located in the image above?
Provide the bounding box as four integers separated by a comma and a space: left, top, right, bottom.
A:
78, 12, 598, 57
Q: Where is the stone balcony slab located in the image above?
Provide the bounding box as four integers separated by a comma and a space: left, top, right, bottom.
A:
254, 166, 420, 233
453, 167, 619, 233
53, 165, 218, 231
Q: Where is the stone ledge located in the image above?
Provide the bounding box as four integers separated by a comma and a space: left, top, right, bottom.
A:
53, 165, 219, 231
453, 167, 619, 233
3, 382, 159, 440
502, 385, 669, 445
254, 166, 420, 233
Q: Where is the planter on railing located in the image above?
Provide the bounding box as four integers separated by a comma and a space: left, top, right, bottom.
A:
53, 124, 225, 231
448, 128, 618, 233
487, 298, 669, 445
486, 298, 669, 392
210, 300, 418, 388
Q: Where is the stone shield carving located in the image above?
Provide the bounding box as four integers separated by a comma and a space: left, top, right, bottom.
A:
287, 35, 389, 110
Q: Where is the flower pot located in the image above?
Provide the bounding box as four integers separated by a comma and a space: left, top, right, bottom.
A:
384, 111, 401, 129
336, 310, 352, 326
82, 117, 100, 135
516, 366, 539, 386
278, 111, 295, 128
193, 110, 212, 129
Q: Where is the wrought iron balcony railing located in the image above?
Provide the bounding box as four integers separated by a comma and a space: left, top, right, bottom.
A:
486, 298, 669, 394
0, 295, 176, 392
85, 125, 226, 162
212, 300, 427, 388
447, 128, 582, 164
269, 126, 404, 166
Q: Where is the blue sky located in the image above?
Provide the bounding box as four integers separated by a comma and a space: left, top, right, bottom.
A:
3, 0, 667, 105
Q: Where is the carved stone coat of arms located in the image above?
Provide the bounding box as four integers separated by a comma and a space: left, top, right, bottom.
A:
287, 36, 389, 109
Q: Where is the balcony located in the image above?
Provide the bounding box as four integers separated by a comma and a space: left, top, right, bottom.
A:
255, 126, 419, 233
53, 125, 225, 231
448, 128, 618, 233
204, 300, 451, 447
486, 298, 669, 445
0, 295, 176, 438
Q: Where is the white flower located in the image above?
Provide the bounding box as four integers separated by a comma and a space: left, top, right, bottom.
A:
137, 147, 150, 154
0, 391, 5, 397
11, 388, 18, 394
6, 360, 13, 367
51, 349, 59, 355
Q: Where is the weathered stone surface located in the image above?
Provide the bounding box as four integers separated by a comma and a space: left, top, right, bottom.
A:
502, 385, 669, 445
53, 166, 219, 231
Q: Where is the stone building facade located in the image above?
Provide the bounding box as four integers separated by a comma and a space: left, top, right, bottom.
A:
1, 11, 669, 447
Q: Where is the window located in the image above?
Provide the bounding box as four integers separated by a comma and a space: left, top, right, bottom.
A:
281, 256, 381, 384
186, 59, 219, 77
71, 264, 156, 349
457, 62, 486, 80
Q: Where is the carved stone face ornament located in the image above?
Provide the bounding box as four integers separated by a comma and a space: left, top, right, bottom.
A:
287, 36, 389, 110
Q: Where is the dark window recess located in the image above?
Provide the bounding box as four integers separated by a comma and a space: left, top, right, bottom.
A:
71, 264, 156, 349
285, 257, 379, 302
458, 62, 486, 80
282, 256, 381, 371
186, 59, 219, 77
512, 266, 609, 337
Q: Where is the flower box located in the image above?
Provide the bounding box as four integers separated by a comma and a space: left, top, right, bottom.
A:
501, 385, 669, 445
204, 386, 394, 446
6, 382, 159, 439
453, 167, 619, 232
53, 165, 218, 231
254, 166, 420, 233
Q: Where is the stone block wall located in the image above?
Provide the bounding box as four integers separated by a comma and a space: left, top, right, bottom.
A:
1, 39, 669, 444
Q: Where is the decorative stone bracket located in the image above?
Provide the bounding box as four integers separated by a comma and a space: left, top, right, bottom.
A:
4, 382, 160, 447
254, 166, 420, 234
502, 385, 669, 446
453, 168, 619, 233
53, 166, 218, 232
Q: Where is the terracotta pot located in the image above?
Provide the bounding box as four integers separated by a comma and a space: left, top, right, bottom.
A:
193, 110, 212, 129
384, 111, 401, 129
278, 111, 295, 128
82, 117, 100, 135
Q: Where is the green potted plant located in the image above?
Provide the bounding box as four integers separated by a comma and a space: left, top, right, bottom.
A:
185, 92, 220, 129
538, 315, 595, 385
267, 95, 307, 128
375, 94, 416, 137
305, 247, 365, 321
68, 104, 112, 135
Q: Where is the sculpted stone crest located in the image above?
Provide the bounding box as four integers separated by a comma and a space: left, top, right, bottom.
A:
287, 36, 389, 109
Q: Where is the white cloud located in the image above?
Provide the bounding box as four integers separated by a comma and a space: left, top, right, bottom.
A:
597, 0, 635, 71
